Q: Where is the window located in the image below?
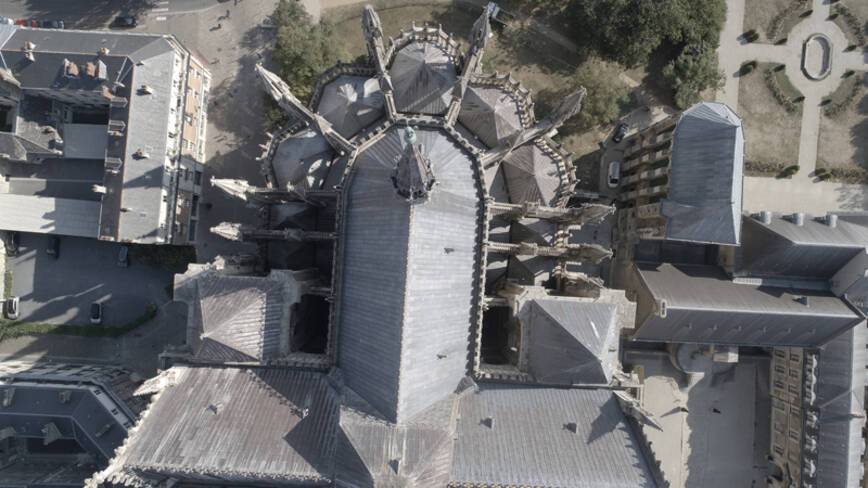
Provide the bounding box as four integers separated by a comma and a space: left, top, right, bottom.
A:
191, 195, 199, 217
194, 170, 203, 186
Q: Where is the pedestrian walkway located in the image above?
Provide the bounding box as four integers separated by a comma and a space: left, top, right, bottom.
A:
716, 0, 868, 214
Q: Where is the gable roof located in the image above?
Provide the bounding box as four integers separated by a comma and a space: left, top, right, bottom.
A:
661, 102, 743, 246
450, 384, 657, 487
633, 262, 864, 346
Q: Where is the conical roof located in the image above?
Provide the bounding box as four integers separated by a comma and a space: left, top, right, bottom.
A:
389, 41, 457, 115
458, 84, 523, 148
502, 142, 565, 206
316, 75, 385, 138
272, 128, 334, 191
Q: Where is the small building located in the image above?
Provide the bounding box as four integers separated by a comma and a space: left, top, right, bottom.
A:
0, 25, 210, 244
617, 102, 744, 247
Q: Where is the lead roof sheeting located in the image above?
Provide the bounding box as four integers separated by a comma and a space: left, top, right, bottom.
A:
817, 324, 867, 488
450, 385, 656, 487
337, 126, 481, 423
0, 193, 100, 237
272, 128, 334, 191
502, 142, 564, 206
122, 366, 339, 483
634, 262, 863, 346
661, 102, 743, 246
458, 84, 523, 148
316, 75, 385, 139
190, 273, 286, 363
389, 41, 457, 115
523, 299, 617, 385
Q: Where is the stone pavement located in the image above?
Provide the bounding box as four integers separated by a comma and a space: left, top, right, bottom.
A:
716, 0, 868, 214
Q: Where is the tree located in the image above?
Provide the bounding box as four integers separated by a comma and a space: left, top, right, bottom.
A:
662, 44, 723, 108
567, 58, 631, 131
567, 0, 668, 67
271, 0, 347, 102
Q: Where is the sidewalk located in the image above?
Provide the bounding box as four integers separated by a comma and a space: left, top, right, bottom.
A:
717, 0, 868, 214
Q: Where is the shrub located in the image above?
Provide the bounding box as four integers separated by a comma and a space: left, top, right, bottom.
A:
769, 0, 811, 41
566, 59, 631, 131
833, 5, 867, 47
271, 0, 348, 102
739, 60, 757, 75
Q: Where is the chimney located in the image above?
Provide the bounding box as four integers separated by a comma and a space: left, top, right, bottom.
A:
98, 47, 110, 56
139, 84, 154, 95
481, 416, 494, 428
825, 213, 838, 228
134, 148, 150, 159
24, 51, 35, 62
791, 212, 805, 226
756, 211, 772, 224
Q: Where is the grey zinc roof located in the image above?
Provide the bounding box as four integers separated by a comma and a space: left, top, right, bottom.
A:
738, 214, 866, 281
521, 298, 618, 385
501, 141, 567, 206
121, 366, 339, 484
389, 41, 457, 115
450, 384, 656, 487
0, 193, 100, 237
660, 102, 744, 246
187, 273, 287, 363
337, 126, 482, 423
633, 262, 864, 346
272, 128, 335, 191
117, 43, 176, 243
458, 84, 524, 148
816, 324, 867, 488
315, 75, 385, 138
2, 28, 174, 60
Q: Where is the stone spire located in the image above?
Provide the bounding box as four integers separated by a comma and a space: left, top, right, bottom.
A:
255, 64, 355, 155
446, 2, 497, 125
362, 6, 398, 119
211, 178, 336, 206
211, 222, 335, 242
480, 87, 586, 167
391, 127, 435, 202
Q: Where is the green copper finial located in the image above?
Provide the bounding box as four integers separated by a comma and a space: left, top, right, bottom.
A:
404, 126, 417, 145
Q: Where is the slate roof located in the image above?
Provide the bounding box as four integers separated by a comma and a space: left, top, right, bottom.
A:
119, 366, 340, 484
521, 298, 618, 385
315, 75, 384, 138
182, 272, 288, 363
816, 324, 867, 488
336, 125, 482, 423
632, 262, 864, 346
458, 83, 524, 148
335, 388, 456, 486
389, 41, 457, 115
501, 141, 568, 206
0, 362, 146, 463
660, 102, 744, 246
450, 384, 656, 487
